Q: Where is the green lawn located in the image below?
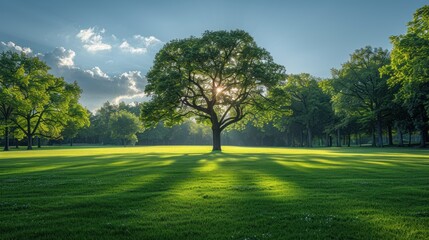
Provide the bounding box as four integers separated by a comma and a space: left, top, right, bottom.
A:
1, 146, 428, 239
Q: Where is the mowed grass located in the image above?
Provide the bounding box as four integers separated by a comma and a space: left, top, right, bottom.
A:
1, 146, 428, 240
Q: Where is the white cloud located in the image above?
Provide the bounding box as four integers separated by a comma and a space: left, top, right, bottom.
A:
84, 66, 110, 79
112, 92, 146, 105
40, 47, 76, 68
113, 71, 147, 104
58, 49, 75, 67
0, 33, 159, 110
134, 35, 162, 47
76, 28, 94, 42
1, 41, 32, 54
120, 71, 146, 92
74, 29, 161, 55
119, 41, 147, 54
0, 38, 153, 111
48, 66, 146, 111
85, 42, 111, 52
76, 27, 112, 53
119, 35, 162, 55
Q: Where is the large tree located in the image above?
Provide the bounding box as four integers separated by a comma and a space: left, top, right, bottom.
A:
381, 6, 429, 147
141, 30, 285, 151
4, 53, 86, 149
331, 46, 391, 147
0, 52, 25, 151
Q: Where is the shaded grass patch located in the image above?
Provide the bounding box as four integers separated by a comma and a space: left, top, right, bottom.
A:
1, 146, 428, 239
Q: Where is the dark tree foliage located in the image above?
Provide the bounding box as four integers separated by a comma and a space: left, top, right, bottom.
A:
331, 46, 391, 147
381, 5, 429, 147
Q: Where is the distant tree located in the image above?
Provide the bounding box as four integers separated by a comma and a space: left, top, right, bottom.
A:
141, 30, 285, 151
331, 46, 391, 147
95, 102, 118, 144
76, 102, 146, 145
110, 110, 142, 146
137, 122, 172, 145
62, 102, 90, 146
188, 120, 212, 144
76, 111, 101, 144
118, 101, 142, 116
271, 74, 332, 147
381, 6, 429, 147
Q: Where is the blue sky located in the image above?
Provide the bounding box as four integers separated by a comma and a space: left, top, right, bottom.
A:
0, 0, 426, 110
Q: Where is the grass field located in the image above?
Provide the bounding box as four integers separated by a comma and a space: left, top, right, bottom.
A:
1, 146, 428, 239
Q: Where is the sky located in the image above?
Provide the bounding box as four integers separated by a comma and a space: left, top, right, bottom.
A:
0, 0, 426, 111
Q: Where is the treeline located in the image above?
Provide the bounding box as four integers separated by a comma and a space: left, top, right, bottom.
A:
1, 6, 428, 150
1, 48, 428, 149
266, 45, 428, 148
40, 89, 428, 148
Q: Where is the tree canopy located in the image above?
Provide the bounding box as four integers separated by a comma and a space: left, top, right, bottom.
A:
0, 51, 25, 150
330, 46, 391, 147
141, 30, 285, 151
269, 73, 332, 147
0, 51, 89, 150
381, 5, 429, 147
110, 110, 142, 146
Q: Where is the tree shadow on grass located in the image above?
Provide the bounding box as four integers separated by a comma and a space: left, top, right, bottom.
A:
94, 152, 428, 238
1, 149, 428, 239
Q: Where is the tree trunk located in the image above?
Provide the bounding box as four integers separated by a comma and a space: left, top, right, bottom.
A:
326, 133, 330, 147
353, 133, 356, 146
388, 124, 393, 146
418, 105, 428, 148
420, 129, 427, 148
285, 132, 288, 147
423, 127, 429, 147
287, 131, 292, 147
4, 126, 9, 151
70, 138, 73, 146
371, 127, 376, 147
37, 137, 41, 148
347, 134, 351, 147
212, 126, 221, 151
408, 131, 412, 147
358, 133, 361, 146
398, 127, 404, 147
307, 126, 312, 148
336, 129, 341, 147
15, 138, 19, 148
376, 117, 383, 148
27, 134, 33, 150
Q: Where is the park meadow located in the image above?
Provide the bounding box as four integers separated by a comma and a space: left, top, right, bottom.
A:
1, 3, 429, 240
1, 146, 429, 239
